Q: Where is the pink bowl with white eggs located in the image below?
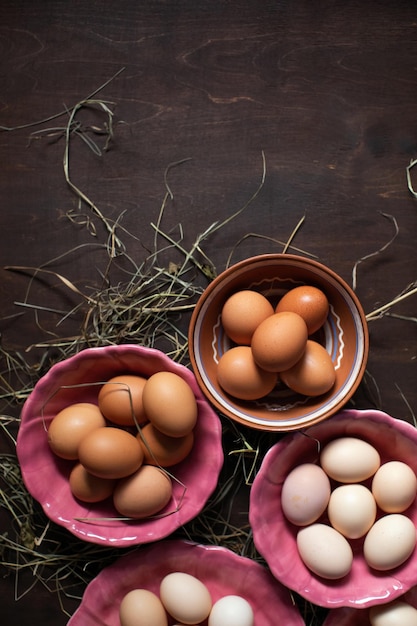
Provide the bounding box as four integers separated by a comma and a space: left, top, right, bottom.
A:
249, 409, 417, 609
16, 345, 224, 547
68, 539, 305, 625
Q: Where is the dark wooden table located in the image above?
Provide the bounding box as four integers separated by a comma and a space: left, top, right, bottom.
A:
1, 1, 417, 624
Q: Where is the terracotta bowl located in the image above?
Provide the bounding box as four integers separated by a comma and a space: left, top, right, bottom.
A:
16, 345, 223, 546
68, 539, 305, 626
188, 254, 369, 431
249, 409, 417, 609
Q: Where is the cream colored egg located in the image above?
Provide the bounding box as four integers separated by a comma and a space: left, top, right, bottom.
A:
364, 514, 416, 571
327, 484, 377, 539
320, 436, 380, 483
119, 588, 168, 626
372, 461, 417, 513
296, 523, 353, 579
159, 572, 212, 625
208, 595, 254, 626
369, 600, 417, 625
281, 463, 331, 526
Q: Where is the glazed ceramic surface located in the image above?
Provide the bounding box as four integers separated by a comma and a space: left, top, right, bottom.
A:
323, 586, 417, 625
17, 345, 223, 546
188, 254, 368, 431
68, 539, 305, 626
249, 409, 417, 608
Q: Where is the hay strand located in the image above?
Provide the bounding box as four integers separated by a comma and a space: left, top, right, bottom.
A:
352, 212, 399, 292
1, 83, 416, 626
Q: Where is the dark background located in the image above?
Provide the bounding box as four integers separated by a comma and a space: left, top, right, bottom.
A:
0, 1, 416, 624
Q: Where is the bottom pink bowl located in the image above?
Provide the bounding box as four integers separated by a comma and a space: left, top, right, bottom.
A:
68, 539, 304, 625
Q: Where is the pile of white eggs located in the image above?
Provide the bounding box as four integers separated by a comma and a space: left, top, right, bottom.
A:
281, 436, 417, 579
119, 570, 254, 626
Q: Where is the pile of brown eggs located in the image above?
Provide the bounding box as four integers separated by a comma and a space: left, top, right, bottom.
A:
281, 436, 417, 579
217, 285, 336, 400
47, 371, 198, 519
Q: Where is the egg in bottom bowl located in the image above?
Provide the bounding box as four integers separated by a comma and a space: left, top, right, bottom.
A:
249, 409, 417, 609
16, 345, 224, 547
67, 539, 305, 626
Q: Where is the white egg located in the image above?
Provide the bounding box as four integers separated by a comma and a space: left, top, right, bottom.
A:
369, 600, 417, 625
208, 595, 254, 626
327, 484, 377, 539
281, 463, 331, 526
296, 523, 353, 579
320, 436, 380, 482
372, 461, 417, 513
364, 514, 416, 571
159, 572, 212, 625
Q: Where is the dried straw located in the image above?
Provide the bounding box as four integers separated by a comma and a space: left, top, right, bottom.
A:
0, 73, 416, 624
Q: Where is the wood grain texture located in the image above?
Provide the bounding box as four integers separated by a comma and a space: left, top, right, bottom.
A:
1, 1, 417, 623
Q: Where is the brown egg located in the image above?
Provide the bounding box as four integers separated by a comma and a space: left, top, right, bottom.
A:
78, 426, 144, 479
142, 372, 197, 438
119, 589, 168, 626
69, 462, 116, 503
113, 464, 173, 519
138, 422, 194, 467
280, 339, 336, 396
221, 290, 274, 344
251, 311, 308, 372
217, 345, 278, 400
98, 374, 148, 426
47, 402, 107, 460
276, 285, 329, 335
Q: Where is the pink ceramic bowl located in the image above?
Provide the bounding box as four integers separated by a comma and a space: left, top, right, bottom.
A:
16, 345, 223, 546
188, 254, 368, 432
249, 409, 417, 609
323, 586, 417, 625
68, 539, 304, 626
